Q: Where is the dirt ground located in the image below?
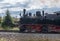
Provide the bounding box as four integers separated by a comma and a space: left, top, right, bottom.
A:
0, 32, 60, 41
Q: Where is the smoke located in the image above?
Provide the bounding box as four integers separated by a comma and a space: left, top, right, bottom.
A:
29, 0, 60, 9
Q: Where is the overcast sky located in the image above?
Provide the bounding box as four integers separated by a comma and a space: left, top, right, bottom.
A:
0, 0, 60, 17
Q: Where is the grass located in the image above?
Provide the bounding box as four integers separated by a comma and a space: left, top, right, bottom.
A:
0, 27, 19, 30
9, 27, 19, 30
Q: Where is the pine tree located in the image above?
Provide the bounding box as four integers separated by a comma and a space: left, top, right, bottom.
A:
0, 17, 1, 24
2, 10, 13, 29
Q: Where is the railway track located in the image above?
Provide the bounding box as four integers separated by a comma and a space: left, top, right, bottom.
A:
0, 30, 60, 34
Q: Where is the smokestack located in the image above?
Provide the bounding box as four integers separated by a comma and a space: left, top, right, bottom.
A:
42, 10, 44, 16
23, 9, 26, 16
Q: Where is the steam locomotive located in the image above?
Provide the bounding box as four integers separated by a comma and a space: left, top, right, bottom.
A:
19, 9, 60, 33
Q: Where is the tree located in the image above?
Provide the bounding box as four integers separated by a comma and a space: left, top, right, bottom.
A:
2, 10, 13, 29
0, 17, 2, 27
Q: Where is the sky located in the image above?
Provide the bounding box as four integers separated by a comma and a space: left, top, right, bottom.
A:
0, 0, 60, 17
